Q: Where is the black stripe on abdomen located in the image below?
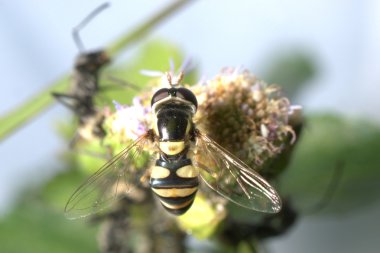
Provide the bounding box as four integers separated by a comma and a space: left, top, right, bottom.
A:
150, 158, 199, 215
152, 189, 198, 215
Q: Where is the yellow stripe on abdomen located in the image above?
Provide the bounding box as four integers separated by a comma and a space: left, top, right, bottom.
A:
160, 198, 194, 210
152, 187, 198, 215
152, 187, 197, 198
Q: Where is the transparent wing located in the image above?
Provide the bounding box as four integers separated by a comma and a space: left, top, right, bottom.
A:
64, 132, 151, 219
193, 131, 282, 213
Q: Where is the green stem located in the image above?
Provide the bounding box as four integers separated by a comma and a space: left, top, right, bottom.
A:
0, 0, 193, 142
0, 77, 70, 141
246, 239, 259, 253
107, 0, 193, 58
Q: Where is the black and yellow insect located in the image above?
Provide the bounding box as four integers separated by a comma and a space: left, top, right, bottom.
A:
65, 72, 282, 218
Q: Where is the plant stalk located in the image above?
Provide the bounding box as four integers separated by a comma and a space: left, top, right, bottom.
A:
0, 0, 194, 142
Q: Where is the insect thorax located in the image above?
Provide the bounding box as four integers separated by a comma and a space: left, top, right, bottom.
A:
153, 103, 194, 152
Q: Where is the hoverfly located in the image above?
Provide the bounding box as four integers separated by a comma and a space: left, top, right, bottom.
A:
65, 71, 282, 218
52, 3, 110, 144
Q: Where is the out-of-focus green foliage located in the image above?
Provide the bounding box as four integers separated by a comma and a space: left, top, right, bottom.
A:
280, 114, 380, 215
101, 39, 197, 106
106, 0, 193, 58
0, 77, 70, 141
0, 199, 98, 253
178, 192, 225, 239
76, 142, 110, 174
42, 165, 88, 210
263, 50, 316, 99
237, 241, 259, 253
0, 0, 192, 142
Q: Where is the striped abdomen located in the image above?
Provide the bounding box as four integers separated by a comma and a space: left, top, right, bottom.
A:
150, 157, 199, 215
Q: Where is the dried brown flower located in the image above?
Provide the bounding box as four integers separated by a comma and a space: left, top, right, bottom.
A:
192, 67, 299, 173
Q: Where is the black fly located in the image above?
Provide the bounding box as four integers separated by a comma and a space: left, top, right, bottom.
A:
52, 3, 110, 145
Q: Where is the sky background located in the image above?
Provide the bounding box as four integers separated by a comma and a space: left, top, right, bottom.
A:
0, 0, 379, 252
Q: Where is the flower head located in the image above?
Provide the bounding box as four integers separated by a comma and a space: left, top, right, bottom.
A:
192, 67, 301, 173
105, 97, 151, 143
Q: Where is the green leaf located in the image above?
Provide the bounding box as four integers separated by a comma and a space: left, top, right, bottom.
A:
263, 50, 316, 99
177, 192, 225, 239
280, 114, 380, 215
0, 0, 193, 142
0, 199, 98, 253
0, 77, 70, 141
106, 0, 193, 58
101, 39, 198, 106
41, 166, 88, 209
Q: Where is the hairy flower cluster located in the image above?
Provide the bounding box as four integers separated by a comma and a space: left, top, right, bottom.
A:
192, 67, 299, 172
104, 67, 300, 174
104, 97, 151, 143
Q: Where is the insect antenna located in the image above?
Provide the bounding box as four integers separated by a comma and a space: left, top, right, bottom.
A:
166, 72, 174, 87
140, 57, 192, 87
174, 71, 184, 86
72, 2, 110, 52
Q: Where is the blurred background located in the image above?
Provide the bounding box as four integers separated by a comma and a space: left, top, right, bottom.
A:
1, 0, 380, 252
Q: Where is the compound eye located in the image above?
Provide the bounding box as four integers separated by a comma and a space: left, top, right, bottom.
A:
151, 88, 169, 106
177, 88, 198, 109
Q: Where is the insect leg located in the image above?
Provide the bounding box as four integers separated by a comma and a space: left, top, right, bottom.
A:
72, 2, 110, 52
